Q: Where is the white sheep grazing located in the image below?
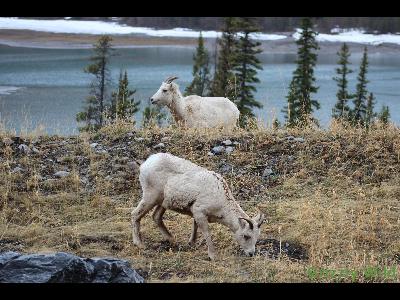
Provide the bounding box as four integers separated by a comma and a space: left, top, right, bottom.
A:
150, 76, 240, 128
131, 152, 265, 260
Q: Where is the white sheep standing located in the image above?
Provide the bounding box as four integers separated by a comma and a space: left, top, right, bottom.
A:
150, 76, 240, 128
131, 152, 265, 260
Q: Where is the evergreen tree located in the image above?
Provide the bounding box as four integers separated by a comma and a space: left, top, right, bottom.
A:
209, 17, 240, 99
283, 18, 320, 127
109, 70, 140, 123
233, 17, 264, 127
351, 46, 369, 125
365, 92, 376, 128
142, 102, 167, 127
282, 79, 301, 127
76, 35, 115, 131
332, 43, 353, 121
378, 105, 390, 125
184, 32, 211, 97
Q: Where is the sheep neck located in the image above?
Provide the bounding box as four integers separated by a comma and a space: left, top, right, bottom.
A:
221, 204, 251, 233
167, 89, 186, 124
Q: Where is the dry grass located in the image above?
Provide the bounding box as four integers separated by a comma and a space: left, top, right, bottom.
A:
1, 121, 399, 282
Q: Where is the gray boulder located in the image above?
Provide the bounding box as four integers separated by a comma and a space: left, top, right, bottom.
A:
262, 168, 274, 178
225, 146, 234, 154
211, 146, 225, 155
153, 143, 165, 150
54, 171, 70, 178
221, 140, 233, 146
0, 251, 144, 283
18, 144, 30, 154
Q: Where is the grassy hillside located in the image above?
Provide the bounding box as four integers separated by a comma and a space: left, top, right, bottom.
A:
1, 122, 399, 282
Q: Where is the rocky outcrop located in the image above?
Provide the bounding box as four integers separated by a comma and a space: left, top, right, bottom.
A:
0, 251, 144, 283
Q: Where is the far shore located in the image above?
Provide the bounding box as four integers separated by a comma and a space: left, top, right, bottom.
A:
1, 29, 400, 54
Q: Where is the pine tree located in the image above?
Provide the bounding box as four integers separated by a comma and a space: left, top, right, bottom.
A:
76, 35, 115, 131
351, 46, 369, 126
365, 92, 376, 128
282, 79, 301, 127
142, 102, 167, 127
283, 18, 320, 127
184, 32, 211, 97
332, 43, 353, 121
109, 70, 140, 123
209, 17, 240, 99
233, 17, 264, 127
378, 105, 390, 125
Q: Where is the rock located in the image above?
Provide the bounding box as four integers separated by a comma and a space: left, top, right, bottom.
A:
31, 147, 40, 154
54, 171, 70, 178
225, 146, 234, 154
207, 151, 214, 156
18, 144, 30, 154
153, 143, 165, 150
134, 137, 145, 142
233, 141, 240, 146
293, 137, 305, 143
11, 167, 24, 173
211, 146, 225, 155
90, 143, 98, 148
287, 136, 304, 143
219, 163, 233, 173
222, 139, 233, 146
0, 251, 144, 283
161, 137, 171, 142
96, 149, 108, 154
127, 132, 134, 137
262, 168, 274, 178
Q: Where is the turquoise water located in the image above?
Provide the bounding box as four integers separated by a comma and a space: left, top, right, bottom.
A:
0, 45, 399, 135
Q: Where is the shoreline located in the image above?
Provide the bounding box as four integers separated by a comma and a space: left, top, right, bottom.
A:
2, 29, 400, 53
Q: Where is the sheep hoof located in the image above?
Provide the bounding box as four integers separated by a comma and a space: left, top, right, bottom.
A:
208, 254, 216, 261
133, 241, 145, 249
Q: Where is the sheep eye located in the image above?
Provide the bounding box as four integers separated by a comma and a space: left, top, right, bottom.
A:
162, 89, 168, 93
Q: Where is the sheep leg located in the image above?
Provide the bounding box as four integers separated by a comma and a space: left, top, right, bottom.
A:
131, 192, 159, 248
194, 215, 216, 260
188, 219, 198, 246
152, 205, 174, 243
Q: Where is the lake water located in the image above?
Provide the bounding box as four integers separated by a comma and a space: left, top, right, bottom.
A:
0, 44, 399, 135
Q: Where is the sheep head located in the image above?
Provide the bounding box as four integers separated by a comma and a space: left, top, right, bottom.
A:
234, 212, 266, 256
150, 76, 179, 106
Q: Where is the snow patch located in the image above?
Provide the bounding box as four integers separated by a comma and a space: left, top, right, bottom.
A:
0, 17, 287, 40
0, 86, 23, 95
293, 28, 400, 46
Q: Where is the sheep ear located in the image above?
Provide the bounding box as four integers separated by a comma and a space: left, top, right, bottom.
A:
238, 218, 253, 230
254, 213, 266, 228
